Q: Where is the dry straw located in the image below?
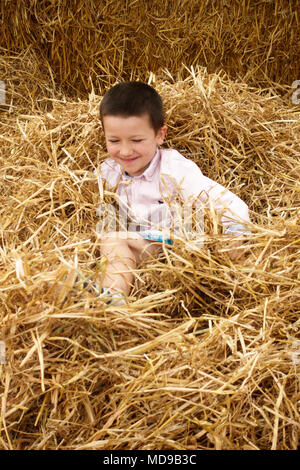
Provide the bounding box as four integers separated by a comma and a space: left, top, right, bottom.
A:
1, 0, 299, 95
0, 0, 299, 450
0, 60, 299, 449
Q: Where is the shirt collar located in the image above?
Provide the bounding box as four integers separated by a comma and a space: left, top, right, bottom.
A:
142, 148, 161, 181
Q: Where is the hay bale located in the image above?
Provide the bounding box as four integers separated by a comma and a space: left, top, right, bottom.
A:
1, 0, 299, 95
0, 47, 62, 114
0, 62, 299, 449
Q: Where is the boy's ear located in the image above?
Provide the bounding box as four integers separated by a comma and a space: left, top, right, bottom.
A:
156, 125, 167, 145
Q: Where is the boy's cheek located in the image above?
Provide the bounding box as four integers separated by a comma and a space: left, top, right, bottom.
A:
106, 144, 116, 156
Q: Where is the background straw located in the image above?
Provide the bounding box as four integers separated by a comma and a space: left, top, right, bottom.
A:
0, 0, 299, 450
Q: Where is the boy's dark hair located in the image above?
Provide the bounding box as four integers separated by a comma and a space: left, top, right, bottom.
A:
100, 81, 164, 133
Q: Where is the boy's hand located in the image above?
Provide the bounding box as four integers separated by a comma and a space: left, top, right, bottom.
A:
224, 238, 249, 262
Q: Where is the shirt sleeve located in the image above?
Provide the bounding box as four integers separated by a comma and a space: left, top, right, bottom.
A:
162, 150, 250, 235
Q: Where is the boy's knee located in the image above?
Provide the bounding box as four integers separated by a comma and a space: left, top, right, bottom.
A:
99, 231, 143, 255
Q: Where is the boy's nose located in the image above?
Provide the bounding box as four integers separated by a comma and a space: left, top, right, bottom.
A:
119, 143, 133, 157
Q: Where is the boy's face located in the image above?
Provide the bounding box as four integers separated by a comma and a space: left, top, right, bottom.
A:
102, 114, 167, 177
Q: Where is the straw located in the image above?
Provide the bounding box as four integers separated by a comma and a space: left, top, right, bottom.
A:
1, 0, 299, 95
0, 5, 299, 449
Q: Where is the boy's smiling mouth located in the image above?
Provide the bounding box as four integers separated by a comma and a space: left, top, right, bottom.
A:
120, 157, 138, 162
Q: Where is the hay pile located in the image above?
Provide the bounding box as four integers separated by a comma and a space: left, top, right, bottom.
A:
1, 0, 299, 95
0, 59, 299, 449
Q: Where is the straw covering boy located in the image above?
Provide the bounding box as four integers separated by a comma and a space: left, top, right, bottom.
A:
91, 82, 250, 305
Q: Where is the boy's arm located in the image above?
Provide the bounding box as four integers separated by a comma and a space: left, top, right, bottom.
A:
177, 160, 251, 237
164, 151, 250, 234
161, 151, 251, 255
180, 162, 251, 261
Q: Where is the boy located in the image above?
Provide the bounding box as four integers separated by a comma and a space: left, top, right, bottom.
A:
92, 82, 250, 305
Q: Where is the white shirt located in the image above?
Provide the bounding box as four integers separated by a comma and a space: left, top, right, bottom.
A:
98, 148, 250, 239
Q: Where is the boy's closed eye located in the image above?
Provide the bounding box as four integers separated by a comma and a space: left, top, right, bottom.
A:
107, 139, 144, 143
